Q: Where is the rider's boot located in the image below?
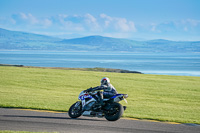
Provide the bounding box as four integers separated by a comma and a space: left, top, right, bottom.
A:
97, 91, 105, 107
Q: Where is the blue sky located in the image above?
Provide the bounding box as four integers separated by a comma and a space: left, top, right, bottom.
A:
0, 0, 200, 41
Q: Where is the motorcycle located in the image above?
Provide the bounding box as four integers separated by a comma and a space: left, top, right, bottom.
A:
68, 88, 128, 121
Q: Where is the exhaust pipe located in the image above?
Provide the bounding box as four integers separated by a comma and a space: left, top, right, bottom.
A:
83, 111, 92, 116
82, 111, 103, 117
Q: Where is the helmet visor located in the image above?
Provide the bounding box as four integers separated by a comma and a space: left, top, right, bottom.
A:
101, 78, 107, 85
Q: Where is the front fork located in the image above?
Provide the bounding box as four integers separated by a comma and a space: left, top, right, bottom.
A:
74, 101, 82, 111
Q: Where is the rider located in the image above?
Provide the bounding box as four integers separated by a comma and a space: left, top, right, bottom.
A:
85, 77, 118, 107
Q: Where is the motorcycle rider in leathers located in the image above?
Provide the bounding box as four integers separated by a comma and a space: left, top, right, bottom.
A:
85, 77, 118, 107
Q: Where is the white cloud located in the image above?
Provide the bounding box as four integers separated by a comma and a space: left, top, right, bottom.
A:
100, 14, 137, 32
26, 13, 39, 24
5, 13, 138, 36
100, 14, 113, 27
150, 19, 200, 34
18, 13, 39, 24
10, 13, 54, 29
2, 12, 199, 40
184, 19, 200, 27
84, 13, 100, 31
43, 18, 52, 27
85, 14, 97, 24
116, 18, 136, 32
20, 13, 28, 19
140, 19, 200, 40
100, 14, 136, 32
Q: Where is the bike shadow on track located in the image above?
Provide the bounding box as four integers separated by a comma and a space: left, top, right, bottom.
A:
2, 115, 105, 122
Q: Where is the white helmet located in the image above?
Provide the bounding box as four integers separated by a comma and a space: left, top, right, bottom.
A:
101, 77, 110, 86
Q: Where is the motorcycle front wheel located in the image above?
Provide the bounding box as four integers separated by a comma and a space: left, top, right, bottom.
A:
105, 102, 124, 121
68, 101, 82, 118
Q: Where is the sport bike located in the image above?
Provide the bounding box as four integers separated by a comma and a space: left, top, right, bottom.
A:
68, 89, 128, 121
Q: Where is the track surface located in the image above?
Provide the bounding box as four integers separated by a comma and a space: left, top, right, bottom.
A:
0, 108, 199, 133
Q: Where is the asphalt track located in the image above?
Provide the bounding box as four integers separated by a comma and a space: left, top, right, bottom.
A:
0, 108, 199, 133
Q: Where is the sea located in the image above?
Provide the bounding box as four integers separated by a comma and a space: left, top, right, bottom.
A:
0, 50, 200, 77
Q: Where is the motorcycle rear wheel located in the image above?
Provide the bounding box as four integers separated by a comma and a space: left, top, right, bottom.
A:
105, 102, 124, 121
68, 101, 82, 118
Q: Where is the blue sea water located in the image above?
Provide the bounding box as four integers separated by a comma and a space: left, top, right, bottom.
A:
0, 50, 200, 76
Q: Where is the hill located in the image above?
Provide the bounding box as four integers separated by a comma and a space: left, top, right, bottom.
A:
0, 28, 61, 50
0, 28, 200, 52
60, 35, 139, 51
60, 36, 200, 52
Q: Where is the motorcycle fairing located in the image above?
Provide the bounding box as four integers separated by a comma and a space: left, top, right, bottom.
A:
111, 94, 124, 99
78, 91, 97, 110
111, 94, 128, 103
79, 93, 93, 100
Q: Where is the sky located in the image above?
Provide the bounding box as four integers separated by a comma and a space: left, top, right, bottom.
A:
0, 0, 200, 41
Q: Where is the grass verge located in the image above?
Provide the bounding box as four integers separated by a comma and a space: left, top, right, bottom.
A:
0, 66, 200, 124
0, 131, 56, 133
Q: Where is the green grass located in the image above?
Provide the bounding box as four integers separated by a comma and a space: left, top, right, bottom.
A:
0, 66, 200, 124
0, 131, 56, 133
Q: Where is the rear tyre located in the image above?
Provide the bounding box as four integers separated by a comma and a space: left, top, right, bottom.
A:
105, 102, 124, 121
68, 101, 82, 118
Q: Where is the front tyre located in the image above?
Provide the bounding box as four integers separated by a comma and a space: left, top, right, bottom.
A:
105, 103, 124, 121
68, 101, 82, 118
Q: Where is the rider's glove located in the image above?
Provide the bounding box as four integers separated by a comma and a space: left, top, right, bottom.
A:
83, 90, 88, 93
87, 87, 93, 92
84, 87, 93, 93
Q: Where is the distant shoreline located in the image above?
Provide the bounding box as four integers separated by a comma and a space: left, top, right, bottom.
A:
0, 64, 143, 74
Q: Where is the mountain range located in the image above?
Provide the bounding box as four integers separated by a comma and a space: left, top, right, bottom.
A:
0, 28, 199, 52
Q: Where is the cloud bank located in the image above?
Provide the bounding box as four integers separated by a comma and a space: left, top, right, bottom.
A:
0, 13, 200, 40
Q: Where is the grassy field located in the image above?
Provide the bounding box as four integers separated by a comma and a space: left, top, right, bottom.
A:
0, 131, 56, 133
0, 66, 200, 124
